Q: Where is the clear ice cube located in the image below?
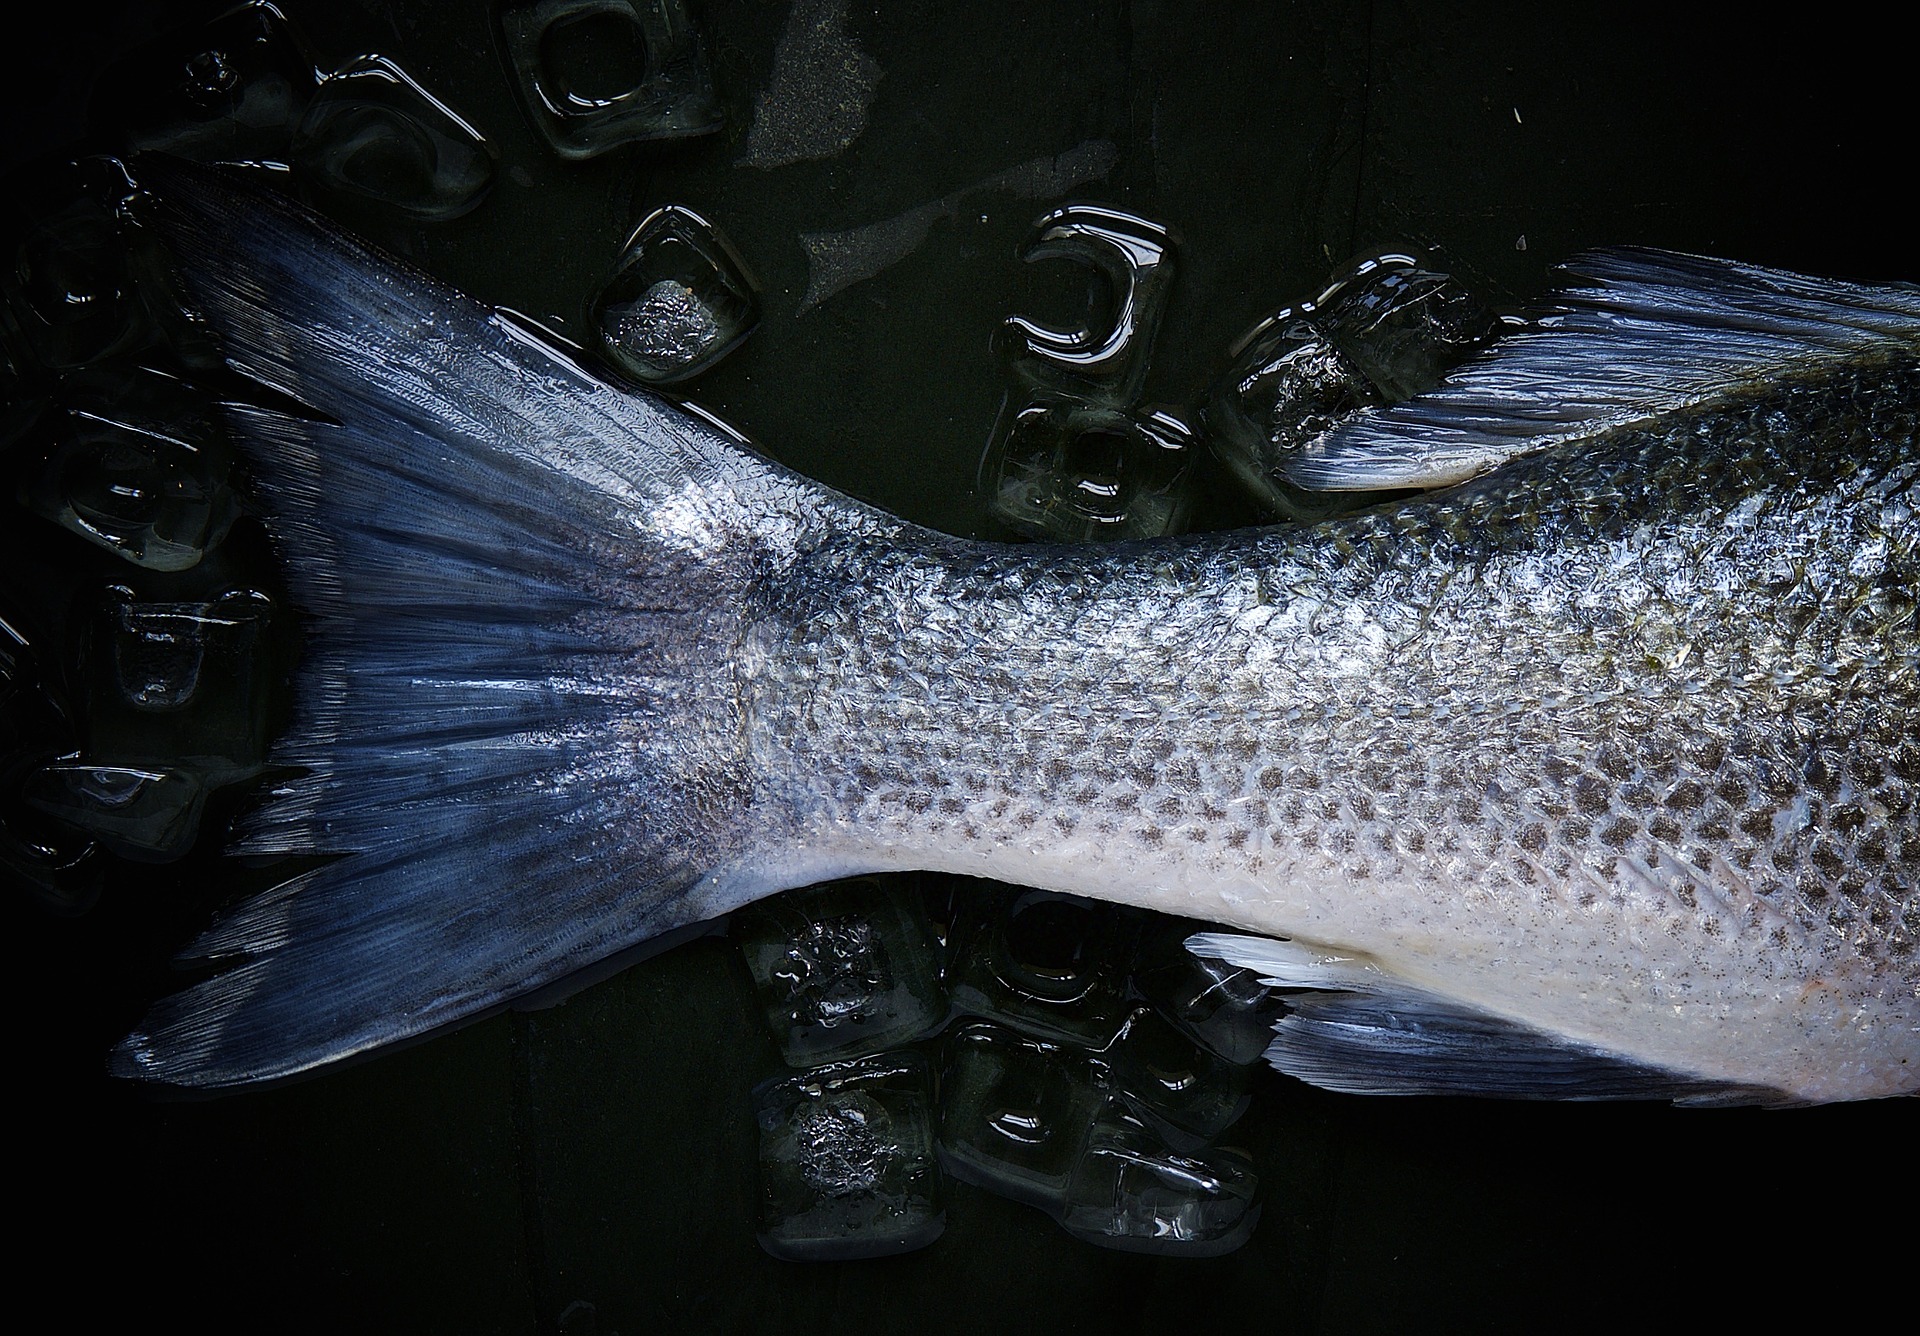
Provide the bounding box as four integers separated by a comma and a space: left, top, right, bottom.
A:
291, 55, 498, 222
946, 886, 1137, 1047
752, 1050, 944, 1261
936, 1021, 1103, 1213
1004, 204, 1176, 406
85, 587, 274, 783
590, 206, 756, 385
1058, 1109, 1260, 1256
2, 159, 155, 373
95, 0, 319, 164
21, 362, 236, 571
22, 762, 207, 864
1101, 1007, 1252, 1150
734, 875, 946, 1066
980, 397, 1196, 543
1133, 925, 1286, 1066
497, 0, 722, 161
1206, 305, 1375, 522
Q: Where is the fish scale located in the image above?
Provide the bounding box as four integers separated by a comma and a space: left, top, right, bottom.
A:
745, 360, 1919, 1099
109, 157, 1919, 1102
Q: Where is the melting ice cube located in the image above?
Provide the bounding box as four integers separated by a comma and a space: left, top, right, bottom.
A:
980, 397, 1196, 544
936, 1020, 1103, 1213
734, 875, 946, 1066
1058, 1109, 1260, 1256
752, 1050, 944, 1261
590, 205, 756, 385
497, 0, 722, 160
292, 55, 497, 223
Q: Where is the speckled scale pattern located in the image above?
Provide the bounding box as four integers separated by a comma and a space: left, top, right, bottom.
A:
743, 358, 1919, 1100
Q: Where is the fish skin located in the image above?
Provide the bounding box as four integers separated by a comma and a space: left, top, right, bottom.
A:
741, 358, 1920, 1103
107, 158, 1919, 1101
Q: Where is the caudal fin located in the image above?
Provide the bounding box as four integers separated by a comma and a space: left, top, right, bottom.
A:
111, 158, 884, 1088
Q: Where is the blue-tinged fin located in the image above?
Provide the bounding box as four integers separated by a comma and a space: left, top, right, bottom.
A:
1287, 249, 1920, 491
1185, 933, 1790, 1105
110, 157, 877, 1089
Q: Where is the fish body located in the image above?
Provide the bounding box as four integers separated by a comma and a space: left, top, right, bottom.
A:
113, 159, 1919, 1104
746, 359, 1920, 1103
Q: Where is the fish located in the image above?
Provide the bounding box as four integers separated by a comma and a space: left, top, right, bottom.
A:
110, 156, 1919, 1106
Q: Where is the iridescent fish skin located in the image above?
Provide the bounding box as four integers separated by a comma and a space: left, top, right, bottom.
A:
746, 357, 1919, 1103
111, 158, 1919, 1104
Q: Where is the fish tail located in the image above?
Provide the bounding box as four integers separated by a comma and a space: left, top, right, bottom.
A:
111, 158, 873, 1088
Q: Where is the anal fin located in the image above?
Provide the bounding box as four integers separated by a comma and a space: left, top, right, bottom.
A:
1185, 934, 1790, 1106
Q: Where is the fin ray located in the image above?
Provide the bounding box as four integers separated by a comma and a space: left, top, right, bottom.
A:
1287, 249, 1920, 490
1186, 933, 1790, 1104
111, 158, 858, 1087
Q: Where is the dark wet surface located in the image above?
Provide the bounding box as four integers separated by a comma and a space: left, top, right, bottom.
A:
4, 2, 1914, 1330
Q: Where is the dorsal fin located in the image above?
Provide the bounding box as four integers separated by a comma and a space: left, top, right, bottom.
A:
1185, 934, 1791, 1106
1284, 249, 1920, 491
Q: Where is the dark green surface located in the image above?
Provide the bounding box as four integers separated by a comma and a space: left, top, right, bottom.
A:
4, 2, 1914, 1331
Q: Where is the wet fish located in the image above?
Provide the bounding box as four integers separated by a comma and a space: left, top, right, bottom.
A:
113, 158, 1918, 1104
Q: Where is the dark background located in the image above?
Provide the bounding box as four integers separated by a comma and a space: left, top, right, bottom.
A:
3, 2, 1913, 1331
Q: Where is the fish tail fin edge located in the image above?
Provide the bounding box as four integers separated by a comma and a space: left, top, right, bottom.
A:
111, 157, 872, 1088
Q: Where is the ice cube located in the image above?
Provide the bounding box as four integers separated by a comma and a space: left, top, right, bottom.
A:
20, 362, 236, 571
1133, 924, 1287, 1066
0, 315, 49, 452
2, 159, 155, 373
1101, 1007, 1252, 1150
1004, 204, 1176, 407
734, 875, 946, 1066
292, 55, 498, 222
1058, 1109, 1260, 1256
1208, 250, 1502, 522
93, 0, 319, 164
85, 587, 275, 783
946, 886, 1137, 1047
590, 206, 756, 385
752, 1050, 944, 1261
497, 0, 722, 160
1206, 305, 1376, 522
980, 396, 1196, 543
21, 762, 206, 864
936, 1021, 1103, 1213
